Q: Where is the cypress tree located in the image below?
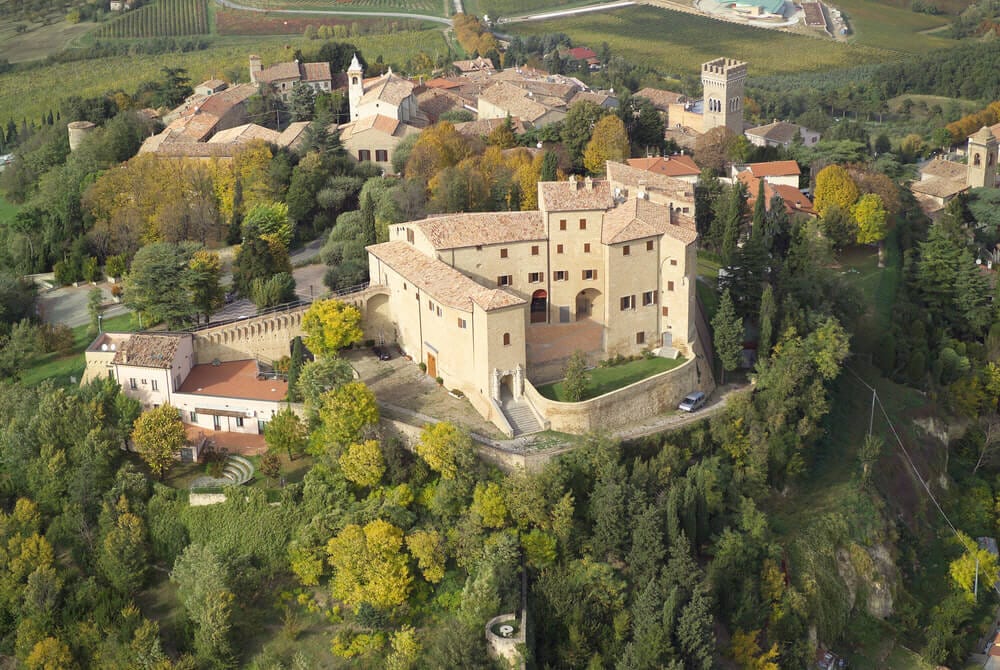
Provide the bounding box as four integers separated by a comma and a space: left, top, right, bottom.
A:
540, 151, 558, 181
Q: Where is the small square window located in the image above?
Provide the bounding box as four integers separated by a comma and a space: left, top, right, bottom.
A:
531, 245, 539, 255
458, 318, 467, 329
623, 245, 630, 256
583, 269, 597, 280
579, 218, 587, 230
636, 332, 645, 345
554, 271, 568, 281
500, 248, 508, 258
620, 295, 636, 311
670, 259, 678, 266
584, 243, 591, 253
528, 272, 543, 283
667, 281, 675, 291
662, 306, 669, 316
497, 275, 513, 286
503, 332, 511, 346
236, 416, 244, 427
375, 149, 388, 162
557, 244, 564, 254
559, 219, 567, 230
476, 245, 483, 251
141, 379, 147, 385
642, 291, 657, 306
646, 240, 654, 251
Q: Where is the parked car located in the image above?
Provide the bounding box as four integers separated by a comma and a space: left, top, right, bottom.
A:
373, 345, 391, 361
678, 391, 706, 412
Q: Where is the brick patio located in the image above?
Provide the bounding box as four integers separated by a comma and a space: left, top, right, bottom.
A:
185, 425, 267, 457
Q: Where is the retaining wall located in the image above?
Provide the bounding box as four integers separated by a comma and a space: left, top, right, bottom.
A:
525, 355, 714, 434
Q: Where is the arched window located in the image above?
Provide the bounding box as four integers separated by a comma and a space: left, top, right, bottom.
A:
530, 290, 547, 324
974, 153, 982, 167
351, 76, 358, 85
503, 332, 511, 346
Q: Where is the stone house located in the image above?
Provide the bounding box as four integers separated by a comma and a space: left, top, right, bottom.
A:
249, 55, 333, 101
744, 120, 820, 149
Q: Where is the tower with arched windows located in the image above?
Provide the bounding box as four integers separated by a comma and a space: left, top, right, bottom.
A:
348, 53, 364, 120
967, 126, 999, 189
700, 58, 747, 135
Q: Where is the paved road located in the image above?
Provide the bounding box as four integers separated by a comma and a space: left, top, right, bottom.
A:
213, 0, 451, 23
37, 283, 131, 329
500, 0, 635, 23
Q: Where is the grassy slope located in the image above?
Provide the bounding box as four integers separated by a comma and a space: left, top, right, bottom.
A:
0, 192, 20, 226
834, 0, 953, 53
20, 311, 136, 387
509, 5, 896, 78
0, 29, 447, 125
0, 20, 95, 63
536, 355, 686, 401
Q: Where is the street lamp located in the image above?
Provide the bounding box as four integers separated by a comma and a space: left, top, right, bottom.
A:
97, 314, 103, 334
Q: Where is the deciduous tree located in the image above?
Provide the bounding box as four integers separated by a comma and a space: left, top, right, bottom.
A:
406, 529, 446, 583
326, 519, 412, 609
813, 164, 859, 217
264, 406, 308, 460
712, 289, 743, 384
338, 439, 385, 488
583, 115, 629, 174
302, 298, 364, 357
184, 249, 224, 324
414, 422, 475, 480
130, 404, 185, 480
317, 382, 379, 451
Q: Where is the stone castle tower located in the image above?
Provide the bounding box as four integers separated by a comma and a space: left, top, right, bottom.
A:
701, 58, 748, 135
347, 53, 364, 121
967, 126, 999, 189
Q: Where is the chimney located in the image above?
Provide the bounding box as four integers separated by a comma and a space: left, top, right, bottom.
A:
584, 176, 593, 191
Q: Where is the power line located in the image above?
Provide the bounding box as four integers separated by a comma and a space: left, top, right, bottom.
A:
845, 365, 1000, 597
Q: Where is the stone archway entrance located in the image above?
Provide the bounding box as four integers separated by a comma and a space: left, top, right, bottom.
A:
499, 374, 514, 402
575, 288, 601, 321
530, 290, 548, 324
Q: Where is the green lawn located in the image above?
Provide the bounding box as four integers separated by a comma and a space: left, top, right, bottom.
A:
696, 251, 721, 322
21, 311, 136, 388
510, 5, 895, 78
833, 0, 953, 53
536, 355, 686, 401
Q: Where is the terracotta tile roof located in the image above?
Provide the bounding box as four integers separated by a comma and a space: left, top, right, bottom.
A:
920, 158, 967, 181
367, 241, 525, 312
197, 83, 256, 117
746, 121, 802, 145
425, 77, 464, 89
990, 122, 1000, 142
479, 81, 551, 123
167, 113, 220, 142
738, 172, 814, 216
567, 47, 597, 60
258, 61, 300, 83
414, 211, 545, 249
338, 114, 409, 139
197, 79, 227, 91
178, 359, 288, 402
113, 333, 187, 367
910, 176, 968, 199
539, 178, 614, 212
601, 197, 698, 245
209, 123, 281, 144
746, 160, 801, 177
454, 56, 494, 73
635, 87, 686, 111
570, 91, 613, 107
627, 155, 700, 178
453, 117, 526, 138
302, 62, 332, 83
606, 160, 694, 199
361, 71, 415, 107
416, 88, 467, 122
277, 121, 310, 149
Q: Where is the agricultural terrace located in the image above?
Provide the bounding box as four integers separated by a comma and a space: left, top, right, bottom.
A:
509, 5, 895, 77
218, 0, 447, 15
0, 28, 447, 124
94, 0, 209, 39
0, 20, 94, 63
214, 9, 433, 35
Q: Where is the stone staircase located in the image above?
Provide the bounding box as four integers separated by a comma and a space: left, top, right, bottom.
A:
501, 399, 543, 436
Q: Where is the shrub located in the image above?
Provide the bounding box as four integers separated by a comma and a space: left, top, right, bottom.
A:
419, 362, 427, 372
82, 256, 100, 283
106, 253, 127, 278
562, 350, 590, 402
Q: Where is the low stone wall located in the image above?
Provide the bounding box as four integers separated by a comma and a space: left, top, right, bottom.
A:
524, 355, 714, 434
485, 613, 526, 669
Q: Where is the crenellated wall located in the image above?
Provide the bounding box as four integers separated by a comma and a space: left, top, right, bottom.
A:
194, 309, 308, 363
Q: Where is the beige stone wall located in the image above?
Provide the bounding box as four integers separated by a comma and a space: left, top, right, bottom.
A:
116, 365, 175, 409
172, 393, 300, 433
82, 350, 116, 384
342, 125, 414, 171
194, 310, 305, 364
667, 103, 705, 133
524, 355, 714, 434
444, 240, 546, 303
477, 97, 508, 121
544, 208, 607, 324
604, 237, 662, 355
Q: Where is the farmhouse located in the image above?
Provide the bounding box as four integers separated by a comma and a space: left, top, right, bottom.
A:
910, 126, 998, 213
364, 161, 703, 434
249, 55, 333, 101
731, 160, 801, 187
737, 171, 815, 217
745, 120, 820, 149
627, 155, 701, 183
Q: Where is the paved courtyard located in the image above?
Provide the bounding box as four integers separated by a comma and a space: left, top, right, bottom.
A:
344, 348, 505, 440
185, 425, 267, 456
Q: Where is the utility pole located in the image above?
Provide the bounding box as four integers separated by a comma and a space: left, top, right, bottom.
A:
868, 387, 876, 438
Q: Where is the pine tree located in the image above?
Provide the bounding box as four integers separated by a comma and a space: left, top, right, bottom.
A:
758, 284, 776, 362
751, 179, 766, 238
286, 336, 305, 401
540, 151, 558, 181
712, 289, 743, 384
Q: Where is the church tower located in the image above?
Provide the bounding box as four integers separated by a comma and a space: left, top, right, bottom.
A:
348, 53, 364, 120
700, 57, 747, 135
967, 126, 999, 189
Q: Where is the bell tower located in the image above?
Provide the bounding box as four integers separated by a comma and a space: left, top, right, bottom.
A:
700, 57, 748, 135
348, 53, 364, 120
967, 126, 999, 189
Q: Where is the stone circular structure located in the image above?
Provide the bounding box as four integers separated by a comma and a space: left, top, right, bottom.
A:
67, 121, 96, 151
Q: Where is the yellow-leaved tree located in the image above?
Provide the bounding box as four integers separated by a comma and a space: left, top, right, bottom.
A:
339, 440, 385, 488
949, 531, 1000, 596
472, 481, 508, 528
583, 115, 629, 175
316, 382, 379, 452
130, 404, 186, 480
405, 529, 446, 583
326, 519, 412, 609
301, 298, 363, 357
813, 164, 859, 217
851, 192, 888, 245
729, 629, 780, 670
414, 421, 474, 480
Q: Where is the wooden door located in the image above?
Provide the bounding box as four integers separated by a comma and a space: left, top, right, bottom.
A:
427, 353, 437, 378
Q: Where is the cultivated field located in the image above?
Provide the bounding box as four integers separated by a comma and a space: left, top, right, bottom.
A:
0, 29, 448, 125
215, 8, 433, 35
831, 0, 953, 53
220, 0, 446, 15
463, 0, 602, 17
511, 5, 895, 77
94, 0, 210, 38
0, 20, 94, 63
